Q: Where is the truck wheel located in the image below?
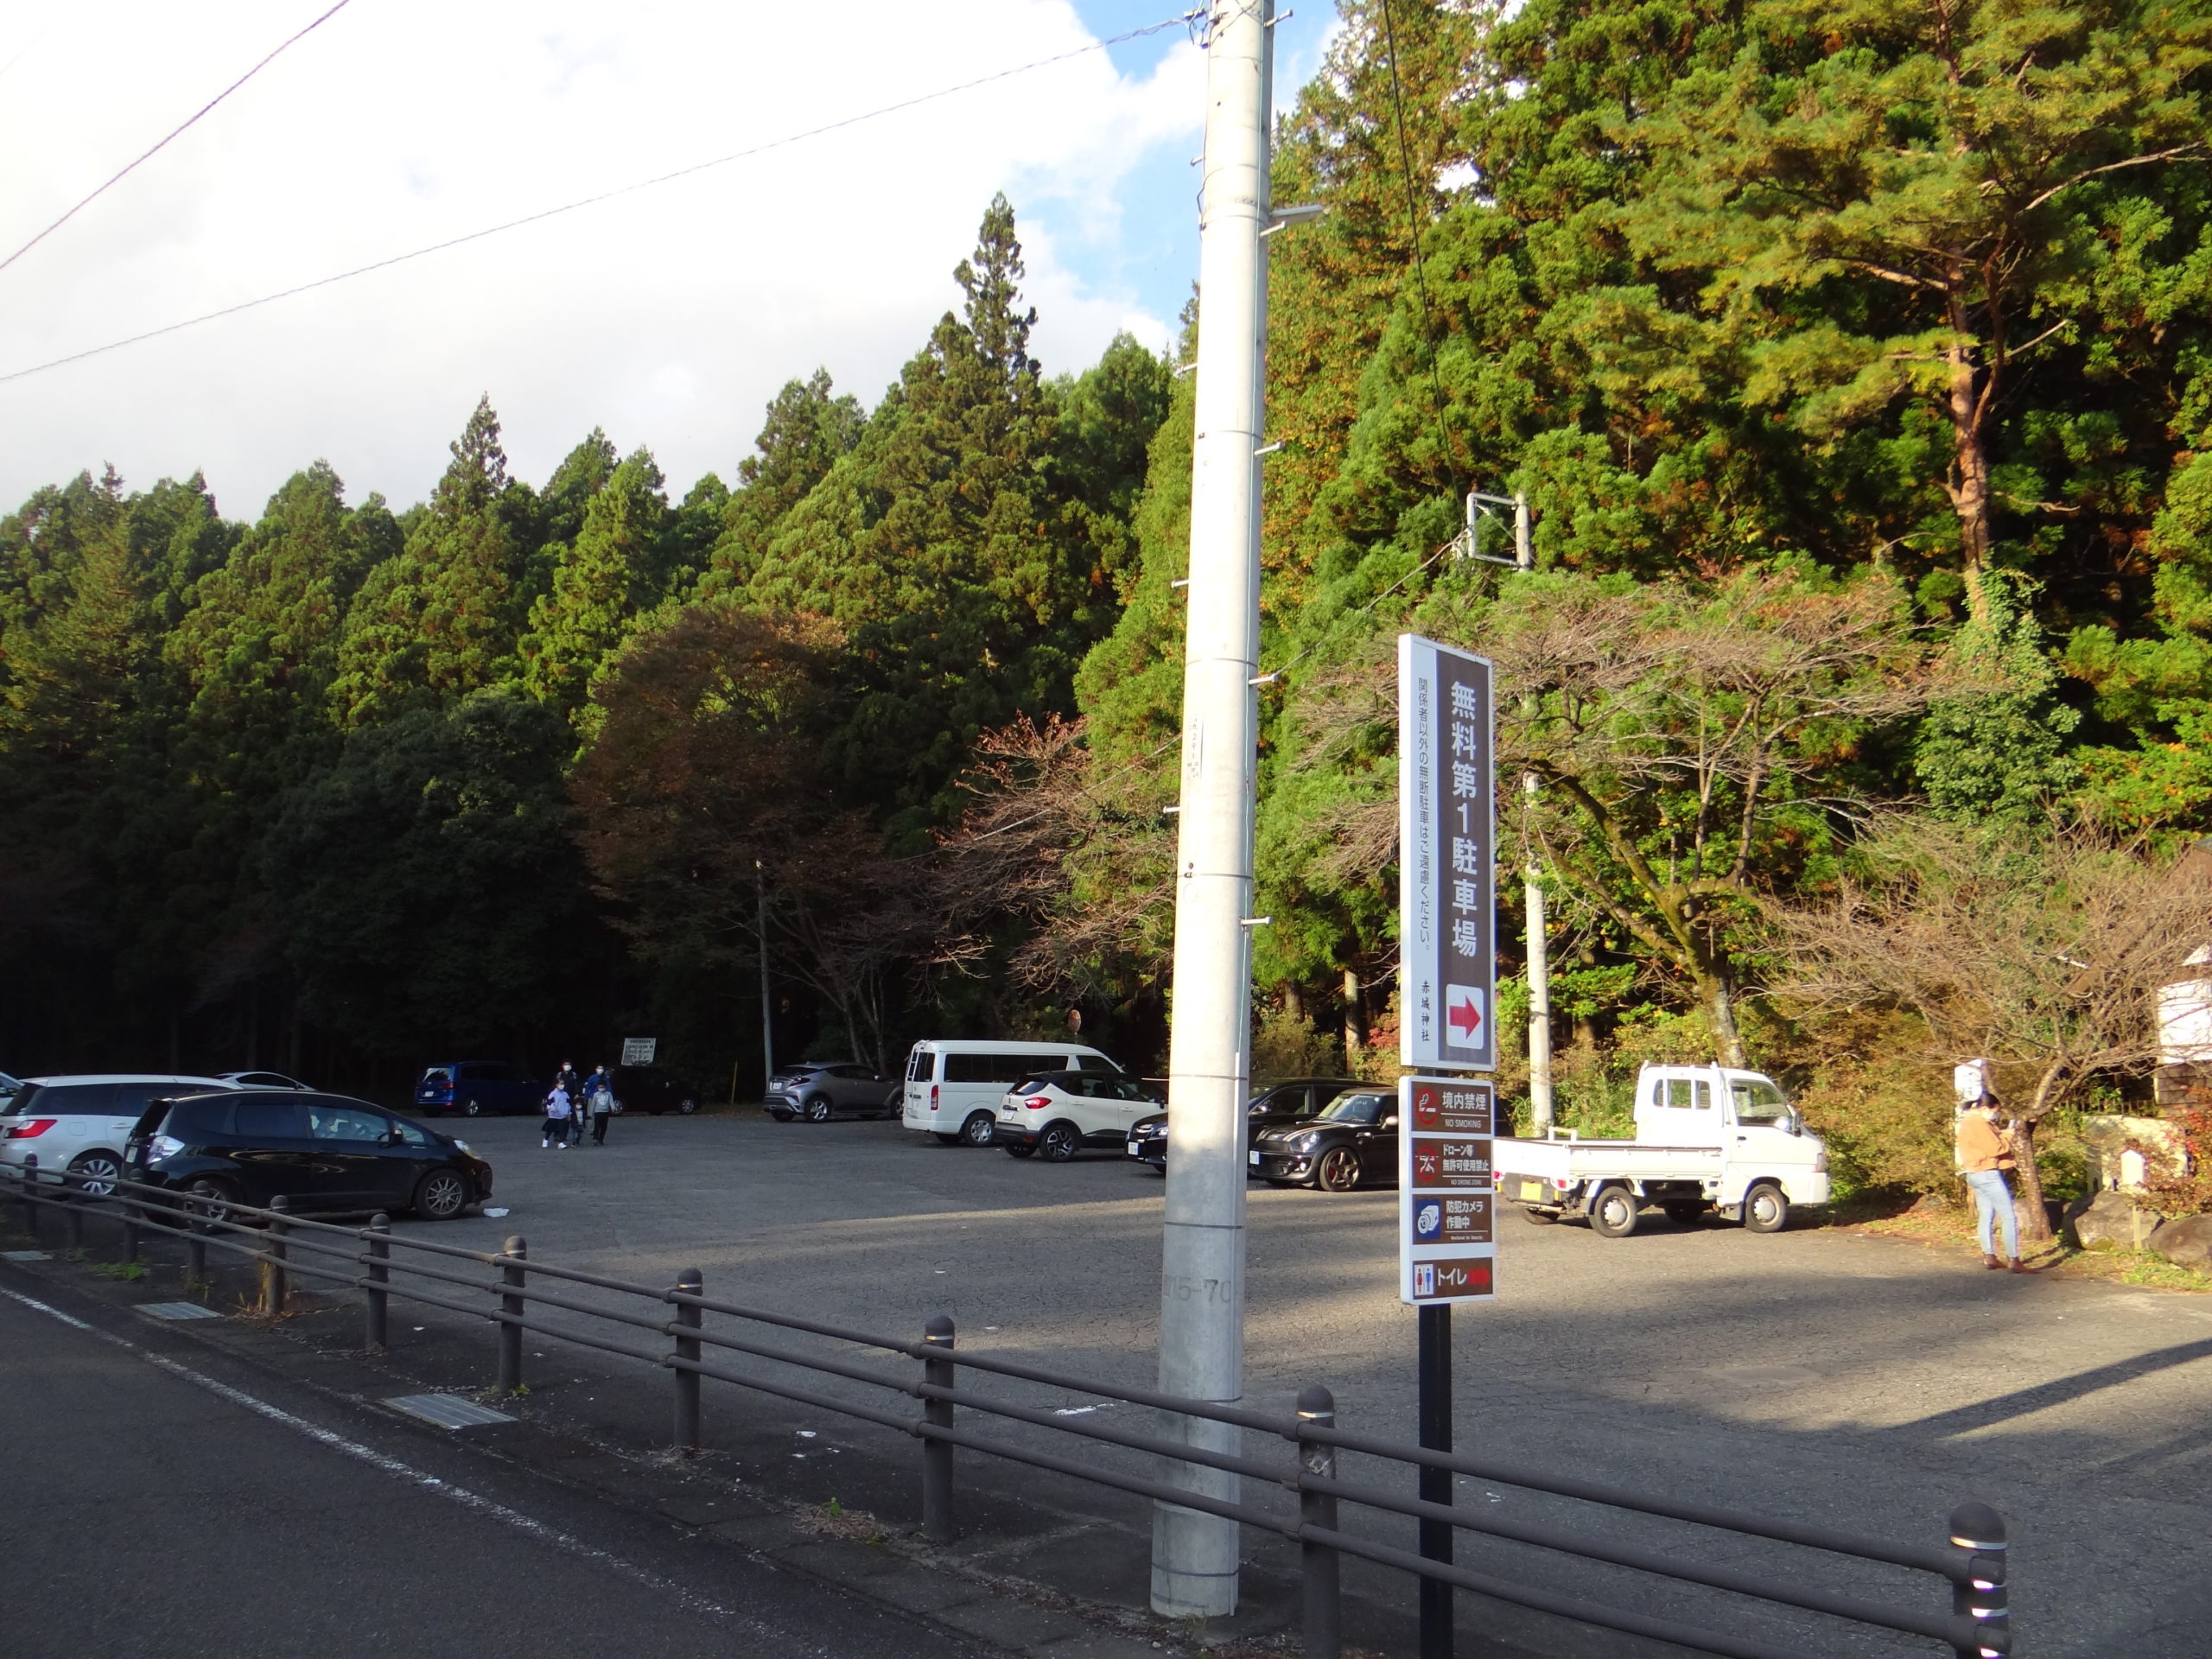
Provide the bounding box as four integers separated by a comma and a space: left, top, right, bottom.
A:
1588, 1185, 1641, 1238
959, 1111, 997, 1147
1742, 1183, 1790, 1234
1662, 1201, 1707, 1228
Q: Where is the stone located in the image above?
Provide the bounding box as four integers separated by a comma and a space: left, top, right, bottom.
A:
2068, 1189, 2167, 1252
2148, 1213, 2212, 1274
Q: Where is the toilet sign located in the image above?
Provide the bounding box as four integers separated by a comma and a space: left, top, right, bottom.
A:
1398, 1075, 1497, 1305
1398, 635, 1495, 1071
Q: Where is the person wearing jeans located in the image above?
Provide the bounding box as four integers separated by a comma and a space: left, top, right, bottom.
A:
1957, 1096, 2024, 1272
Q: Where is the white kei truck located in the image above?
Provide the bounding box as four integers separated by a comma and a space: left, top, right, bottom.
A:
1492, 1064, 1830, 1238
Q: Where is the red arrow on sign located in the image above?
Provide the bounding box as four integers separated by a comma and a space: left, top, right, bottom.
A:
1446, 985, 1484, 1042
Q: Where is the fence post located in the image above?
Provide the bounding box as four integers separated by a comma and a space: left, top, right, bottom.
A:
671, 1267, 702, 1451
1297, 1384, 1342, 1659
1948, 1501, 2011, 1657
19, 1154, 36, 1238
498, 1236, 527, 1393
365, 1214, 391, 1351
921, 1314, 956, 1544
260, 1195, 290, 1315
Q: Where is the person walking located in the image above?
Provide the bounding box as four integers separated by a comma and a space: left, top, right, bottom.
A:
542, 1081, 574, 1150
586, 1065, 618, 1146
1958, 1095, 2025, 1272
555, 1060, 584, 1146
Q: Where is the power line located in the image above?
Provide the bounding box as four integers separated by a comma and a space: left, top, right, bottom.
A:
1376, 0, 1461, 488
0, 12, 1195, 388
0, 0, 354, 278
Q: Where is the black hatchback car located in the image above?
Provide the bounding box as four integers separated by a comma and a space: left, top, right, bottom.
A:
128, 1090, 493, 1221
1247, 1087, 1399, 1192
610, 1065, 701, 1116
1124, 1077, 1359, 1173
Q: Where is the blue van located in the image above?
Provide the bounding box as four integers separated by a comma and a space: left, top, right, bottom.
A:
415, 1061, 544, 1118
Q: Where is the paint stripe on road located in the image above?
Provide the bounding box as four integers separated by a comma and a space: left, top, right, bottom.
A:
0, 1281, 808, 1648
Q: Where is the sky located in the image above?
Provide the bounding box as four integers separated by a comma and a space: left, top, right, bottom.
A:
0, 1, 1338, 518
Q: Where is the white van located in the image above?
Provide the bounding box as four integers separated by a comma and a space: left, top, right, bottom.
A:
902, 1040, 1121, 1147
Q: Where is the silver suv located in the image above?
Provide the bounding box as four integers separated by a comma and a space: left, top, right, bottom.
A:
766, 1063, 897, 1122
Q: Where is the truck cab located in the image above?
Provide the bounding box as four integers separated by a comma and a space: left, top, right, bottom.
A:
1495, 1064, 1829, 1237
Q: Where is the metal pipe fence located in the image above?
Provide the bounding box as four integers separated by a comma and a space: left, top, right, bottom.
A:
1, 1159, 2011, 1658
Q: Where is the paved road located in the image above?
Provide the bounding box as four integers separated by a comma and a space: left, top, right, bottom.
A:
0, 1280, 982, 1659
397, 1110, 2212, 1656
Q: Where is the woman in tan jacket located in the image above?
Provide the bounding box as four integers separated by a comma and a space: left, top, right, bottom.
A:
1957, 1096, 2025, 1272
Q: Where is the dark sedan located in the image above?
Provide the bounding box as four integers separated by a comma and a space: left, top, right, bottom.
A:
610, 1065, 701, 1116
1247, 1088, 1399, 1192
766, 1062, 898, 1122
1125, 1077, 1360, 1173
128, 1090, 493, 1221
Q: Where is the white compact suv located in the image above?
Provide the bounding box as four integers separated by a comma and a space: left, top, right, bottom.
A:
0, 1074, 229, 1195
900, 1040, 1122, 1147
995, 1071, 1164, 1162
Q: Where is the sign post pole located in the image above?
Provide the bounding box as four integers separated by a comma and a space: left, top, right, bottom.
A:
1398, 635, 1497, 1659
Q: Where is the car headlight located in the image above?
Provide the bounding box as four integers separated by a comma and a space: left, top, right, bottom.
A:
451, 1139, 472, 1153
1292, 1133, 1319, 1152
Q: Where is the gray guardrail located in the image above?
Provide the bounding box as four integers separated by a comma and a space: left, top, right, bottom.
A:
3, 1156, 2011, 1658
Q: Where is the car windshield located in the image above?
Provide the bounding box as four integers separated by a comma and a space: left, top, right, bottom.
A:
1315, 1093, 1385, 1125
1730, 1079, 1792, 1125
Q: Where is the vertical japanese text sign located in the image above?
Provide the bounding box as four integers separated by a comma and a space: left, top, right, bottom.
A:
1397, 635, 1495, 1071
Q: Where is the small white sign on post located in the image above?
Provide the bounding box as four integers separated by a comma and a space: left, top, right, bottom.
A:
1398, 1075, 1497, 1305
620, 1037, 657, 1066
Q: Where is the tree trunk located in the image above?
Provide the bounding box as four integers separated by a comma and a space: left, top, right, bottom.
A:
1942, 329, 1993, 627
1699, 973, 1746, 1067
2006, 1116, 2054, 1245
1342, 965, 1365, 1069
1283, 981, 1304, 1024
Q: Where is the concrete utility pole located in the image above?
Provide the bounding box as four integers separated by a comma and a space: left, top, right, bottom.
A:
1514, 494, 1554, 1132
755, 860, 775, 1098
1154, 0, 1272, 1622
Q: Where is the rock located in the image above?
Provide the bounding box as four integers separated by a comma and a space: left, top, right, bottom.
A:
2068, 1189, 2167, 1252
2148, 1213, 2212, 1274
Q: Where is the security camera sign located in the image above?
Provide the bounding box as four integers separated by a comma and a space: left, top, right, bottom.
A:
1398, 635, 1494, 1071
1399, 1076, 1496, 1305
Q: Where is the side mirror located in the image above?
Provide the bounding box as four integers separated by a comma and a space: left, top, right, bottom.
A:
1380, 1115, 1400, 1131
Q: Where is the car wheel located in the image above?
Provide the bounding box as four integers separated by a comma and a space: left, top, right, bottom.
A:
461, 1097, 484, 1118
959, 1111, 997, 1147
1313, 1147, 1361, 1192
804, 1096, 833, 1122
1039, 1122, 1082, 1163
1589, 1185, 1641, 1238
677, 1096, 697, 1115
1004, 1142, 1036, 1159
1662, 1200, 1707, 1228
183, 1176, 239, 1227
413, 1169, 470, 1221
771, 1110, 795, 1122
66, 1151, 124, 1198
1742, 1182, 1790, 1234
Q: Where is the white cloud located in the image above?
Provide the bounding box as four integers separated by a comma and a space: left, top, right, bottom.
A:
0, 0, 1209, 516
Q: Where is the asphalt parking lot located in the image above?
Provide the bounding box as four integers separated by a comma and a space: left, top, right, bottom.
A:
385, 1108, 2212, 1658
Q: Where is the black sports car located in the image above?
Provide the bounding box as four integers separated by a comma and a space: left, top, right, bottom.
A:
1247, 1088, 1400, 1192
1124, 1077, 1359, 1174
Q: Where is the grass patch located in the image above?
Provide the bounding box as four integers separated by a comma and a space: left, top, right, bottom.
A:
1844, 1200, 2212, 1291
89, 1260, 146, 1281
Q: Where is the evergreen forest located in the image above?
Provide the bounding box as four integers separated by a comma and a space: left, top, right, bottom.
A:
4, 0, 2209, 1214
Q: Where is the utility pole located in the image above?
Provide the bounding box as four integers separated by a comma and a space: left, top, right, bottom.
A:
754, 860, 774, 1098
1154, 0, 1272, 1622
1515, 493, 1553, 1132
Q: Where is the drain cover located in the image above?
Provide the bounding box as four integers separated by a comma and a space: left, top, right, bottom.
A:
3, 1249, 53, 1261
137, 1301, 221, 1320
385, 1393, 515, 1429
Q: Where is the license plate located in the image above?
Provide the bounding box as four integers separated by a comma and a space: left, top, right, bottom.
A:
1248, 1150, 1261, 1166
1127, 1144, 1141, 1157
1519, 1179, 1546, 1202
